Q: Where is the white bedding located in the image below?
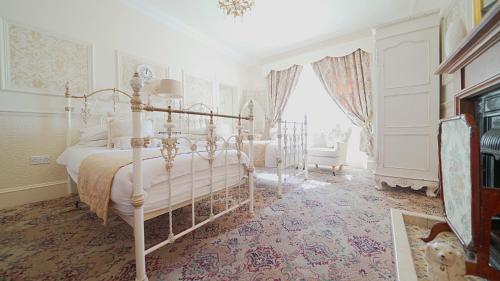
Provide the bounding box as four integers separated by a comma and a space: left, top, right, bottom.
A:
57, 145, 248, 217
251, 140, 294, 168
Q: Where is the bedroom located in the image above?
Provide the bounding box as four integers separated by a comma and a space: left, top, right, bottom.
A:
1, 0, 499, 280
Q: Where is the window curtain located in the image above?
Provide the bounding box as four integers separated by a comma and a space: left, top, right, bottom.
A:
264, 64, 303, 139
311, 49, 373, 156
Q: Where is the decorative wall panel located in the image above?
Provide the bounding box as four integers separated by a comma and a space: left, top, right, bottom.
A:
383, 134, 430, 171
384, 93, 430, 128
383, 41, 430, 89
219, 83, 238, 115
183, 73, 213, 107
1, 20, 93, 95
115, 51, 168, 93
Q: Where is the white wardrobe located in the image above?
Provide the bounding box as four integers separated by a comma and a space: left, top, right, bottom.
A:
373, 10, 440, 197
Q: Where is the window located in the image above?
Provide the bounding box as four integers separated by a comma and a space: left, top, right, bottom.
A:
282, 64, 367, 167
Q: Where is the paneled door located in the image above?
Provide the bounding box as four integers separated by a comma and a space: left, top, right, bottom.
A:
373, 10, 440, 196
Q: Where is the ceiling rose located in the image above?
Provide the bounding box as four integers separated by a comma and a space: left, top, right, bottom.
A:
218, 0, 255, 18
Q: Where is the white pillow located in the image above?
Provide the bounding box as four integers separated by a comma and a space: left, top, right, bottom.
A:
216, 122, 231, 140
112, 136, 132, 150
325, 130, 337, 148
107, 117, 154, 149
79, 125, 107, 144
82, 139, 108, 147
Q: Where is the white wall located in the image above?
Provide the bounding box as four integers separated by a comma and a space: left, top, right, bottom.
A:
0, 0, 258, 208
439, 0, 475, 118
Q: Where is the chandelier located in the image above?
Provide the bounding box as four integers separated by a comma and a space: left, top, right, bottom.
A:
218, 0, 255, 18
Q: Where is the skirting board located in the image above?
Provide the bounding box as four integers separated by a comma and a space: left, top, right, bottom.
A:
0, 180, 68, 209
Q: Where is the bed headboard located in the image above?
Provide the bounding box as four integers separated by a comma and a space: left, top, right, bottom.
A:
64, 83, 133, 128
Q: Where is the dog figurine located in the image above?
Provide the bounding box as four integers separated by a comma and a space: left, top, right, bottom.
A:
424, 241, 466, 281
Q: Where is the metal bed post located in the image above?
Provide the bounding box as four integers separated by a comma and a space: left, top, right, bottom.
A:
304, 115, 309, 179
300, 121, 304, 171
130, 73, 148, 281
207, 113, 216, 220
248, 101, 255, 214
277, 115, 283, 196
64, 83, 73, 195
283, 122, 288, 182
293, 122, 297, 175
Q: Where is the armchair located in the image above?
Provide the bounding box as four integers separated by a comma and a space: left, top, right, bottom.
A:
308, 125, 352, 175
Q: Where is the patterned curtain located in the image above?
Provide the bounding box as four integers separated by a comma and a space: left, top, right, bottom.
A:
264, 64, 303, 139
311, 49, 373, 156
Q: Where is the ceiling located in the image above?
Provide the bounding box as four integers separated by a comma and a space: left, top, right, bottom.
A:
126, 0, 451, 64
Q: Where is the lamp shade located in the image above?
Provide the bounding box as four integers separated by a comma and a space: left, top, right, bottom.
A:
155, 79, 183, 98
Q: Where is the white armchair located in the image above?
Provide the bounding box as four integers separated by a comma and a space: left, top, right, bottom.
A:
308, 125, 352, 175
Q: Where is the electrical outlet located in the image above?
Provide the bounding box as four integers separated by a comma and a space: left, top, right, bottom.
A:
31, 155, 50, 165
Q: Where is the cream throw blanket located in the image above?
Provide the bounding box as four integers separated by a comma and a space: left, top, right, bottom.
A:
243, 141, 267, 168
77, 149, 162, 224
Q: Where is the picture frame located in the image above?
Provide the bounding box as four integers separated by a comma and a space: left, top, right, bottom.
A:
474, 0, 498, 26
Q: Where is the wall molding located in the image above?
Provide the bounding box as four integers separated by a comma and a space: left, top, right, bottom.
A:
0, 109, 73, 117
0, 17, 94, 97
0, 179, 67, 194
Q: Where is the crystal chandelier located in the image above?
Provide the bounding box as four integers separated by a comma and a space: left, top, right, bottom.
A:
218, 0, 255, 18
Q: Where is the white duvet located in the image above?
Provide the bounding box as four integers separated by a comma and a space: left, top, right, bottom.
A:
57, 145, 248, 217
251, 140, 296, 168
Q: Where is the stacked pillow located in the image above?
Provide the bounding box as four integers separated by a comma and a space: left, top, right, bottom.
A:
79, 125, 108, 147
107, 113, 154, 149
77, 113, 155, 149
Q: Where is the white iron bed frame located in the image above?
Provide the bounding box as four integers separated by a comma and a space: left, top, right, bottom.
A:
64, 73, 255, 281
238, 100, 308, 197
276, 114, 308, 196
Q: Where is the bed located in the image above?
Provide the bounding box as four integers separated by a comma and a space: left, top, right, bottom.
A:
59, 74, 256, 281
57, 145, 248, 224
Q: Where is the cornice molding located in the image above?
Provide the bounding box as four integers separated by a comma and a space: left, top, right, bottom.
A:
117, 0, 256, 66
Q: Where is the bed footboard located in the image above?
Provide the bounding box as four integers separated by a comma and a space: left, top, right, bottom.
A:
277, 114, 308, 196
130, 73, 255, 281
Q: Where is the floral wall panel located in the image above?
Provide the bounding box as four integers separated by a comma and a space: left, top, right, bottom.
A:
2, 21, 92, 95
115, 51, 168, 94
184, 73, 213, 108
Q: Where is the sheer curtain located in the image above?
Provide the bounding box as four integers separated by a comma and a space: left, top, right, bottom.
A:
311, 49, 373, 156
264, 64, 303, 139
283, 65, 367, 167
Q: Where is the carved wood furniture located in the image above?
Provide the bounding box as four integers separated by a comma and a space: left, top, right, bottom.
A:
424, 4, 500, 280
63, 73, 256, 281
373, 10, 441, 197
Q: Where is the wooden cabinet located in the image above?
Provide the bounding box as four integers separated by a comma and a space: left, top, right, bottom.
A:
373, 10, 441, 196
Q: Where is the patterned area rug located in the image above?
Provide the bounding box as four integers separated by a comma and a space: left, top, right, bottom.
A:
0, 167, 442, 281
